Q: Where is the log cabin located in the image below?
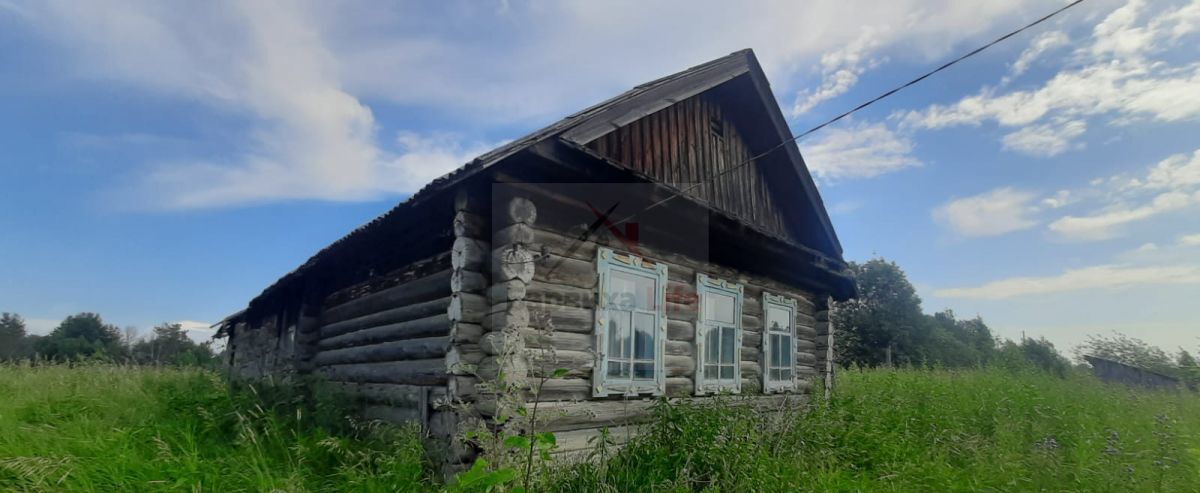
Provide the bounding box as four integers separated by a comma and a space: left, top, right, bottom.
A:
215, 49, 856, 464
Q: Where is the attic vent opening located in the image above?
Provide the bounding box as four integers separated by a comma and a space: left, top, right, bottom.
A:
709, 115, 724, 140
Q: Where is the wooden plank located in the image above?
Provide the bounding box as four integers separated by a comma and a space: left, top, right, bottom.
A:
317, 359, 448, 386
320, 296, 452, 339
526, 301, 592, 334
530, 399, 656, 432
630, 118, 642, 170
326, 382, 433, 406
314, 336, 450, 366
667, 319, 694, 341
452, 237, 489, 272
523, 281, 594, 309
448, 292, 489, 323
451, 269, 487, 294
319, 314, 450, 350
534, 254, 596, 290
550, 425, 637, 456
323, 269, 453, 323
453, 211, 487, 239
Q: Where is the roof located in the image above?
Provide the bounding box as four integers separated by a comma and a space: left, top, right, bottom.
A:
1083, 355, 1180, 381
219, 49, 848, 333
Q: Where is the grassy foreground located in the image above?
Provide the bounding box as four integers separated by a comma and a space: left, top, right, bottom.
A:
0, 364, 429, 492
1, 364, 1197, 492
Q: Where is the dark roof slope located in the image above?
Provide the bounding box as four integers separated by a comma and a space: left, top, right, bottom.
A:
221, 49, 846, 328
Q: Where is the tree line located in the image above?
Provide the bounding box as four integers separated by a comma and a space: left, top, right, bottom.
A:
0, 312, 218, 366
832, 258, 1200, 389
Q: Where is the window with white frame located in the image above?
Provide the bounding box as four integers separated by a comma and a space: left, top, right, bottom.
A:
593, 247, 668, 397
762, 292, 797, 393
695, 273, 742, 394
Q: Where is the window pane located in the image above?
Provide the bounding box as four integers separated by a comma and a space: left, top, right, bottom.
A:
781, 368, 792, 381
769, 368, 780, 381
633, 312, 655, 360
719, 365, 734, 380
608, 361, 629, 378
706, 328, 720, 362
633, 362, 654, 380
704, 292, 736, 324
608, 312, 631, 359
720, 327, 736, 364
782, 335, 793, 366
766, 305, 790, 334
704, 364, 718, 380
608, 270, 656, 310
770, 334, 782, 367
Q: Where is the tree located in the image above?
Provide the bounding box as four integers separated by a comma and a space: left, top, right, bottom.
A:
0, 312, 30, 360
35, 312, 126, 361
914, 311, 998, 368
997, 337, 1070, 376
132, 322, 216, 366
833, 259, 927, 367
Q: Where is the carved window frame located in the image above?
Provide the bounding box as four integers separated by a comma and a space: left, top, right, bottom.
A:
762, 292, 798, 393
694, 273, 743, 395
593, 247, 668, 397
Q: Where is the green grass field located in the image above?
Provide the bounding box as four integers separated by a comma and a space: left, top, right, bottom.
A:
2, 364, 1197, 492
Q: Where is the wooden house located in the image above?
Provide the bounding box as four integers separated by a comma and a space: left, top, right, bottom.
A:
1084, 355, 1180, 391
215, 49, 856, 462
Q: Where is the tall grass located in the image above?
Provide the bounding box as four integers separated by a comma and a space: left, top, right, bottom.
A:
551, 367, 1200, 492
3, 364, 1198, 492
0, 363, 430, 492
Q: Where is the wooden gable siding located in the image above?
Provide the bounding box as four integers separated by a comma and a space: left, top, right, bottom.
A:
585, 94, 792, 241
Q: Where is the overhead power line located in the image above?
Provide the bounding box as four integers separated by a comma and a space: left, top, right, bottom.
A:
606, 0, 1088, 229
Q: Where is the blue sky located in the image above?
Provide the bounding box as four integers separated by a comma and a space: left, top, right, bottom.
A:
1, 0, 1197, 353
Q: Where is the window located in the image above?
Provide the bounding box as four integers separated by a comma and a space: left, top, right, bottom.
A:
762, 292, 797, 393
594, 247, 668, 396
695, 273, 742, 394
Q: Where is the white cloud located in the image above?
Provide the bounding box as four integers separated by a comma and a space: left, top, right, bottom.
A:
1140, 149, 1200, 190
932, 187, 1038, 237
1041, 189, 1073, 209
1009, 30, 1069, 78
791, 29, 885, 115
1000, 119, 1086, 157
328, 0, 1049, 119
21, 0, 1064, 207
800, 121, 921, 181
1088, 0, 1155, 60
1048, 149, 1200, 241
934, 263, 1200, 299
26, 1, 495, 209
897, 0, 1200, 155
1049, 190, 1200, 240
1179, 233, 1200, 246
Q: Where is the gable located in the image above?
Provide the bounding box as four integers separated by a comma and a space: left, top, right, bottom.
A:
584, 91, 794, 242
559, 51, 842, 257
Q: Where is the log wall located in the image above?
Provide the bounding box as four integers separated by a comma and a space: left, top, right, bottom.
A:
305, 252, 456, 424
485, 184, 831, 449
227, 313, 298, 382
223, 180, 837, 464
